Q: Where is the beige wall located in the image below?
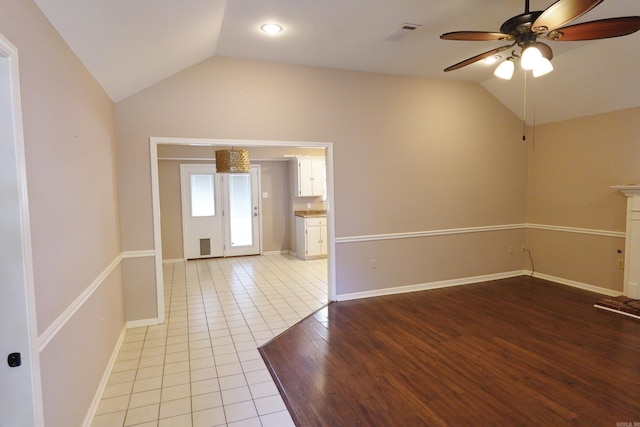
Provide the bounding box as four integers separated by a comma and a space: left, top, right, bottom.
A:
116, 56, 528, 303
0, 1, 123, 425
525, 107, 640, 291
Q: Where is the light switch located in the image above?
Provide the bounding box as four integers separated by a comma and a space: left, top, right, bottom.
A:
262, 192, 268, 199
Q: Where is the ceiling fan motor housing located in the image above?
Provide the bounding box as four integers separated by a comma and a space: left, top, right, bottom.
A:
500, 11, 544, 36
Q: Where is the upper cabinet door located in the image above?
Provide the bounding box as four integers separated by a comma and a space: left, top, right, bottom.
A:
295, 157, 325, 197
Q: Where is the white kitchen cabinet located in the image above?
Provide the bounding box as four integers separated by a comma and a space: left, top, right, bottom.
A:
294, 157, 325, 197
296, 216, 327, 260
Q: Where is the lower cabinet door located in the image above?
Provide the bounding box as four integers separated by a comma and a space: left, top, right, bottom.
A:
306, 225, 327, 257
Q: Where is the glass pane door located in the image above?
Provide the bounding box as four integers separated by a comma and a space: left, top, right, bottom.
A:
228, 174, 253, 247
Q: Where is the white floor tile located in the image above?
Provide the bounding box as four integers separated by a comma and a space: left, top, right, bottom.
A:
129, 388, 161, 408
223, 400, 258, 423
192, 407, 226, 427
254, 394, 287, 416
92, 255, 327, 427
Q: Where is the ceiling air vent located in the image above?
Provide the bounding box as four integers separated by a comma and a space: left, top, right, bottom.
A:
385, 23, 421, 41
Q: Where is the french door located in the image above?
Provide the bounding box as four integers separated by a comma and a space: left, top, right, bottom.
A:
180, 163, 261, 259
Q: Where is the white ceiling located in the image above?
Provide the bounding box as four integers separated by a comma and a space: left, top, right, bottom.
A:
34, 0, 639, 124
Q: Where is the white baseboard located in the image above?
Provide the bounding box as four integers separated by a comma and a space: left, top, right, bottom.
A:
127, 318, 162, 328
336, 270, 527, 301
336, 270, 623, 302
262, 250, 289, 256
531, 272, 623, 297
82, 325, 127, 427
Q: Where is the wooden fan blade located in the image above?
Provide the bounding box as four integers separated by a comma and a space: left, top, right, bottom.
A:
532, 0, 604, 32
547, 17, 640, 41
440, 31, 513, 41
444, 45, 513, 72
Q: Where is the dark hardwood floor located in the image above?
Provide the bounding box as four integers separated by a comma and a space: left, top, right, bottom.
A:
259, 276, 640, 426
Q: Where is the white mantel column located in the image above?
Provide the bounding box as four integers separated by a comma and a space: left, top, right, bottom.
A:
613, 185, 640, 298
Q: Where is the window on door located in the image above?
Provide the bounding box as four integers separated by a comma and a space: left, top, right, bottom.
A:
190, 174, 215, 217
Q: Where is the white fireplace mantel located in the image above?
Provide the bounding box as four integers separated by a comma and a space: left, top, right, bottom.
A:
612, 185, 640, 298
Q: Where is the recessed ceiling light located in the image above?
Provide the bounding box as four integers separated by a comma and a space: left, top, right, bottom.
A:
260, 23, 283, 34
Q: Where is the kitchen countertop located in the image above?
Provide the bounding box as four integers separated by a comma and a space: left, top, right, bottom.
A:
294, 209, 327, 218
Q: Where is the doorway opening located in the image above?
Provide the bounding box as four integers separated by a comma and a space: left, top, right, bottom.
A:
150, 137, 336, 324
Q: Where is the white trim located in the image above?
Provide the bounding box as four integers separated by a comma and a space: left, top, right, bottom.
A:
122, 250, 156, 258
149, 140, 166, 324
81, 325, 127, 427
158, 157, 289, 162
336, 270, 526, 301
0, 33, 44, 426
334, 223, 624, 244
531, 272, 622, 297
126, 318, 162, 328
262, 250, 289, 256
526, 223, 625, 238
37, 254, 123, 352
149, 137, 337, 302
336, 270, 624, 302
336, 224, 525, 244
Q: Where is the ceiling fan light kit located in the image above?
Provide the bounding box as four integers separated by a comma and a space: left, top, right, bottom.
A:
440, 0, 640, 80
494, 58, 516, 80
532, 57, 554, 78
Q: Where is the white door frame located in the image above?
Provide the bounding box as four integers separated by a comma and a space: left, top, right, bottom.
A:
0, 33, 44, 426
149, 137, 337, 317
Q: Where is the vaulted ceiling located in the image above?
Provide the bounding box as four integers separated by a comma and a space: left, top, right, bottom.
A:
35, 0, 639, 124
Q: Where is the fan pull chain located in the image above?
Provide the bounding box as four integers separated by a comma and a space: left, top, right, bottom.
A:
531, 74, 536, 151
522, 72, 527, 141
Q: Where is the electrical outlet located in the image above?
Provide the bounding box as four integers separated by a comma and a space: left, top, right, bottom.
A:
370, 259, 377, 269
507, 245, 513, 254
618, 259, 624, 269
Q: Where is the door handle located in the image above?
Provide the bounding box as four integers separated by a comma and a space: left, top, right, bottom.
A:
7, 352, 21, 367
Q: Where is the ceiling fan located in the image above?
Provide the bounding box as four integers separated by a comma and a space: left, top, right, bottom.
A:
440, 0, 640, 79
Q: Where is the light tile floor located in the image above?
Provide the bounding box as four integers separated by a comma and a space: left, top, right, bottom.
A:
91, 254, 327, 427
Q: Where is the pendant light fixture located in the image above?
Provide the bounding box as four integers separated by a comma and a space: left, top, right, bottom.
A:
215, 148, 250, 173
